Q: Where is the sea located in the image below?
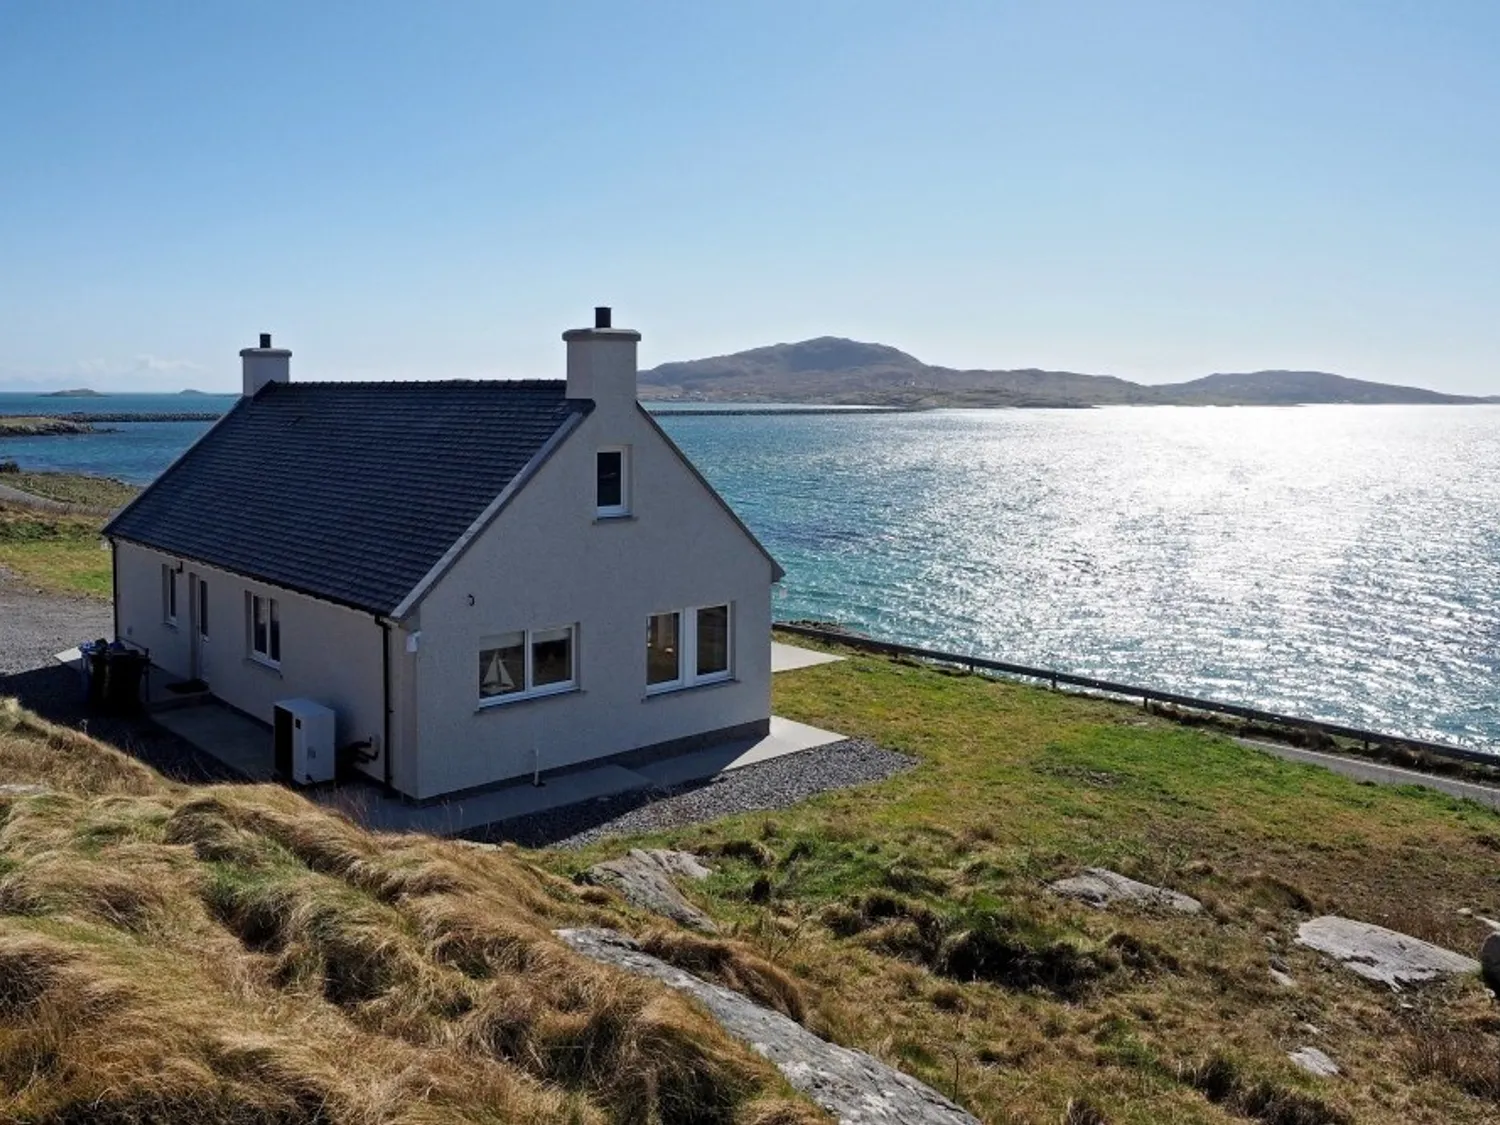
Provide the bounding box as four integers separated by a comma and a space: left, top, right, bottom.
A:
4, 391, 1497, 753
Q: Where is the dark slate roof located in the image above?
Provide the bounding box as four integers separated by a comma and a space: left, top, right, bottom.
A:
105, 381, 587, 615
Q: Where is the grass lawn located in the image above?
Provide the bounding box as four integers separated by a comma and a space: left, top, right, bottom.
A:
0, 468, 139, 509
546, 638, 1500, 1125
0, 471, 135, 597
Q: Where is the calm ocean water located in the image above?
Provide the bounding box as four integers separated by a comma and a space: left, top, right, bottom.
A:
4, 392, 1497, 751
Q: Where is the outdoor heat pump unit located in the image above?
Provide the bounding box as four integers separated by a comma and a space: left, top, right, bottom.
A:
273, 699, 337, 786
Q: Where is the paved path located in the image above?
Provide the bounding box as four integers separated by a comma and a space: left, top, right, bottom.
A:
1239, 738, 1500, 812
771, 640, 845, 673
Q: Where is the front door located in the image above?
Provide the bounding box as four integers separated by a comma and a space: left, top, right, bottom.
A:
189, 574, 209, 683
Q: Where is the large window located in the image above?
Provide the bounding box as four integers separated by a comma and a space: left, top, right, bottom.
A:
162, 565, 178, 625
596, 447, 630, 517
480, 625, 576, 705
646, 604, 732, 693
248, 593, 281, 665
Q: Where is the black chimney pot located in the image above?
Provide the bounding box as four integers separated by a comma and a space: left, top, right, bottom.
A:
259, 333, 272, 348
594, 307, 611, 329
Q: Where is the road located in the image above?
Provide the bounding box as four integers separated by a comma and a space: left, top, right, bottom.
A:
1238, 738, 1500, 812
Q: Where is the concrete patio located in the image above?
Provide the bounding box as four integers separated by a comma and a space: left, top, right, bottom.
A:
770, 640, 844, 672
135, 638, 848, 837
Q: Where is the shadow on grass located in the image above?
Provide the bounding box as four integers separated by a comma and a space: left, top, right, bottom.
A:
0, 663, 240, 785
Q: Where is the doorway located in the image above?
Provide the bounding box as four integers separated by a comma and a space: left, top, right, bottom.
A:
189, 574, 209, 684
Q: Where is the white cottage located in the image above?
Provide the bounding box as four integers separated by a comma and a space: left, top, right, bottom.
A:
105, 309, 782, 800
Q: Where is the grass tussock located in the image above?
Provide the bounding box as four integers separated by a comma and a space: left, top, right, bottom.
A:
1402, 1021, 1500, 1102
635, 929, 807, 1023
818, 887, 1167, 1000
0, 699, 826, 1125
1179, 1054, 1352, 1125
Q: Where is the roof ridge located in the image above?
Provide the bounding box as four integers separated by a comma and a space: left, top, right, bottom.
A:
274, 378, 566, 390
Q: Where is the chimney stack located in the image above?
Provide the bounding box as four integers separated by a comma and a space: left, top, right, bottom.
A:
240, 332, 291, 396
563, 306, 640, 411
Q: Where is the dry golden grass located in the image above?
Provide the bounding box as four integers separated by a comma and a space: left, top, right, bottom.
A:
0, 701, 828, 1125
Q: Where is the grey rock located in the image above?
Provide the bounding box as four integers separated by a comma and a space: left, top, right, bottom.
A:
1269, 969, 1297, 989
1479, 916, 1500, 935
1296, 916, 1480, 988
1481, 932, 1500, 993
558, 927, 980, 1125
636, 848, 714, 880
1048, 868, 1202, 914
1288, 1046, 1339, 1078
1269, 954, 1290, 973
1297, 1023, 1322, 1037
581, 849, 719, 932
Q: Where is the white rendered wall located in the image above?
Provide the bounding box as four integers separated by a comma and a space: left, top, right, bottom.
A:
113, 541, 394, 782
408, 405, 775, 800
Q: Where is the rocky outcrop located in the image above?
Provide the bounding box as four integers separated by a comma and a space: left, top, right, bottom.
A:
558, 927, 980, 1125
0, 416, 96, 436
579, 849, 718, 932
1048, 868, 1202, 914
1296, 916, 1480, 988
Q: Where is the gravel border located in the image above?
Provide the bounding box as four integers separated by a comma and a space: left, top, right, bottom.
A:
472, 738, 916, 849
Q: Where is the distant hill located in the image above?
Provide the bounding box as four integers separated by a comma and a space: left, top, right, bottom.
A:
1155, 370, 1497, 406
42, 387, 104, 398
641, 337, 1158, 408
639, 339, 1497, 408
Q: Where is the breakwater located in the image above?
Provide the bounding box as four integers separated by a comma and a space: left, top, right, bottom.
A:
50, 411, 224, 423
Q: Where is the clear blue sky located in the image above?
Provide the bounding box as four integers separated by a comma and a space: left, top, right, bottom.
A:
2, 1, 1497, 393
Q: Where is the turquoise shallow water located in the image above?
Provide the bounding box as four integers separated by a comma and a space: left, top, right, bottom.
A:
4, 394, 1496, 750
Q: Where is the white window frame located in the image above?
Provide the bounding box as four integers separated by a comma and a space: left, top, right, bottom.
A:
645, 603, 733, 695
162, 564, 178, 626
247, 592, 281, 668
478, 624, 577, 707
596, 446, 631, 518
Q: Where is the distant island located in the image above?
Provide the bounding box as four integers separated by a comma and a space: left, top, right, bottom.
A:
178, 388, 211, 396
41, 388, 105, 398
639, 338, 1500, 408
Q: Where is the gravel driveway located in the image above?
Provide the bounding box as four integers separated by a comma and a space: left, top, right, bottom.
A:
0, 575, 111, 675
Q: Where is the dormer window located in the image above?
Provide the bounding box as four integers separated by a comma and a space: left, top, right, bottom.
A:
596, 447, 630, 518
